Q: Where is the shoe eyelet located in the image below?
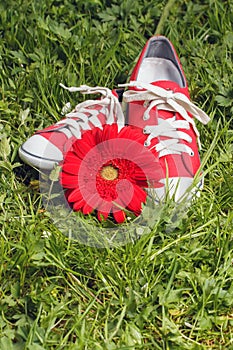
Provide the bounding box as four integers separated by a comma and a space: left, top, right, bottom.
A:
190, 150, 195, 157
144, 140, 150, 147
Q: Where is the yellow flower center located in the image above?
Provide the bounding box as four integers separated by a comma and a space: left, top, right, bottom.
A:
100, 165, 118, 181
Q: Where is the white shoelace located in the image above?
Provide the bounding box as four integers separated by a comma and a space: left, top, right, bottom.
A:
56, 84, 125, 138
120, 81, 210, 157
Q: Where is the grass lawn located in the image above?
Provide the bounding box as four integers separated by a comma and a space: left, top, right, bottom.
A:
0, 0, 233, 349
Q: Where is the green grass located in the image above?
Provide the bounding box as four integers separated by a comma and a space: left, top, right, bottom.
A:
0, 0, 233, 349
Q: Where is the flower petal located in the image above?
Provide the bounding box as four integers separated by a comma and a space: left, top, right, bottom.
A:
92, 126, 105, 145
148, 180, 164, 188
73, 198, 86, 211
62, 162, 80, 175
97, 210, 109, 221
127, 185, 147, 214
113, 210, 126, 223
81, 129, 97, 148
96, 199, 112, 221
60, 173, 78, 189
101, 123, 118, 142
82, 202, 94, 215
63, 152, 79, 164
67, 188, 83, 203
73, 139, 92, 159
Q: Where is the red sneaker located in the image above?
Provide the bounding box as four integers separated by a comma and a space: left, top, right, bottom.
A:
19, 85, 125, 170
120, 35, 210, 201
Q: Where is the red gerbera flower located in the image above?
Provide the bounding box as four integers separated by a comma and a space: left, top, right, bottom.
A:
60, 124, 163, 223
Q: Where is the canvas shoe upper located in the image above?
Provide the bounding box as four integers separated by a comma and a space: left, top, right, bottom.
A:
120, 36, 210, 201
19, 85, 125, 170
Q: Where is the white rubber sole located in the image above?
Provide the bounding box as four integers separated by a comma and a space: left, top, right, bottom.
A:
18, 146, 58, 170
147, 176, 203, 203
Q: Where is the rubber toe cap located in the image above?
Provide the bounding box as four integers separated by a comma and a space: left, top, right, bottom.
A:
19, 134, 63, 170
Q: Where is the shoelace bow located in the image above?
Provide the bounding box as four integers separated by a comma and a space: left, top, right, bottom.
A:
120, 81, 210, 157
57, 84, 125, 138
